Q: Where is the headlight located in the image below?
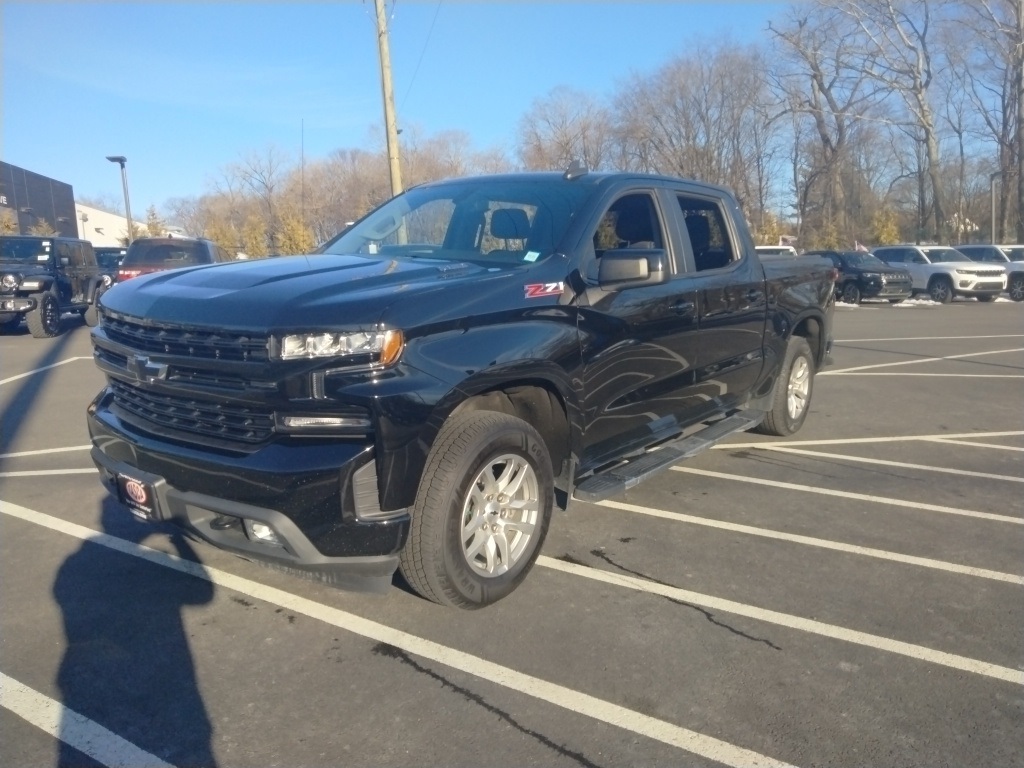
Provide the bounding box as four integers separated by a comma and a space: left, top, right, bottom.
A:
20, 279, 45, 291
273, 329, 404, 364
861, 272, 880, 279
1, 274, 17, 290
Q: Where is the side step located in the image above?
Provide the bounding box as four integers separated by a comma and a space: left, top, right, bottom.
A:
572, 410, 765, 503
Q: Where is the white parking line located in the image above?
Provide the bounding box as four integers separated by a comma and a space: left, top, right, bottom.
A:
0, 672, 173, 768
539, 557, 1024, 686
0, 357, 92, 387
669, 467, 1022, 525
835, 335, 1024, 343
0, 500, 796, 768
919, 438, 1024, 452
595, 499, 1022, 585
744, 446, 1024, 483
0, 469, 97, 478
0, 445, 91, 459
821, 346, 1024, 375
723, 430, 1024, 449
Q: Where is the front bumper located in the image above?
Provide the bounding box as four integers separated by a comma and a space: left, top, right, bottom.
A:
88, 389, 410, 592
0, 296, 37, 314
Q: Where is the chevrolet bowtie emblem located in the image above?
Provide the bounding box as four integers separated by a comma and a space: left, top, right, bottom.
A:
127, 353, 168, 383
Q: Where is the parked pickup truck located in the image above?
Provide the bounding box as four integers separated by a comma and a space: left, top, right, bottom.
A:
87, 168, 835, 608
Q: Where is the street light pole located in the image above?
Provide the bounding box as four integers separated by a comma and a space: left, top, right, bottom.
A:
106, 155, 135, 244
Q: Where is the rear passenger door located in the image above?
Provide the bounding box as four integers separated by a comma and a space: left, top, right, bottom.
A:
672, 190, 768, 416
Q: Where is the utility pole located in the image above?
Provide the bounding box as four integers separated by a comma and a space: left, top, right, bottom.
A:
374, 0, 403, 198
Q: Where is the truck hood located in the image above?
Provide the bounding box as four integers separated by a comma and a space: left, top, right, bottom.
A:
100, 252, 519, 330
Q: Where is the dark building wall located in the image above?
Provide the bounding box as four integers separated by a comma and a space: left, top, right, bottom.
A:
0, 162, 78, 237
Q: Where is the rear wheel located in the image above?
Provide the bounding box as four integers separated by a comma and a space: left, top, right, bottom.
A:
399, 410, 553, 609
1008, 274, 1024, 302
26, 291, 62, 338
752, 336, 814, 437
841, 282, 861, 304
928, 277, 953, 304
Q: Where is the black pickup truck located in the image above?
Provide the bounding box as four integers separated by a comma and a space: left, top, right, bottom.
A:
87, 168, 835, 608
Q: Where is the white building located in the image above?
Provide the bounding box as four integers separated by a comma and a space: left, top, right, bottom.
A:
75, 202, 179, 246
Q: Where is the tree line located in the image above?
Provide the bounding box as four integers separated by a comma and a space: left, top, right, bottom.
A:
160, 0, 1021, 255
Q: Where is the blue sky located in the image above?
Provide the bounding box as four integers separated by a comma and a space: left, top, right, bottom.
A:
2, 1, 790, 215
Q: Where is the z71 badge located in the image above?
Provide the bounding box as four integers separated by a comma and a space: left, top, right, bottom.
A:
524, 282, 564, 298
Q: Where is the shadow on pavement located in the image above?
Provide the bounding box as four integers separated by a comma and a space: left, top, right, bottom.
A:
53, 498, 218, 767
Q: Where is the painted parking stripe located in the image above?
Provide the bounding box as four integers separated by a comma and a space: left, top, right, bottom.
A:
540, 556, 1024, 686
919, 438, 1024, 452
0, 500, 795, 768
722, 430, 1024, 449
835, 335, 1024, 342
820, 346, 1024, 375
745, 445, 1024, 483
670, 467, 1022, 525
595, 499, 1022, 584
0, 445, 91, 459
0, 469, 97, 478
0, 357, 92, 387
0, 672, 174, 768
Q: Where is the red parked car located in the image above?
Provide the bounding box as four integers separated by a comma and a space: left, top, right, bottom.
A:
116, 237, 234, 281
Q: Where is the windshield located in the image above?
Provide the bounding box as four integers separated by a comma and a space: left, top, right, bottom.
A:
0, 237, 53, 264
1000, 246, 1024, 262
321, 178, 595, 265
846, 252, 888, 268
920, 247, 970, 263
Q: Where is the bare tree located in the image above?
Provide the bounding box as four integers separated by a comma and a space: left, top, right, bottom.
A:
842, 0, 950, 241
516, 86, 613, 171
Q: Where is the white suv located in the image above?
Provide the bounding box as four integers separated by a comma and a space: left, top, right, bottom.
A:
873, 245, 1006, 303
956, 244, 1024, 302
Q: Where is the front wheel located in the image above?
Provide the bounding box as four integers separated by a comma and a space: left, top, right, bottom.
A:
752, 336, 814, 436
841, 282, 861, 304
928, 277, 953, 304
26, 291, 62, 338
1008, 274, 1024, 302
399, 410, 554, 609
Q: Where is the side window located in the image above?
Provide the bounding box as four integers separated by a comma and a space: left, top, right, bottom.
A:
55, 242, 73, 266
675, 195, 736, 272
585, 193, 665, 281
592, 193, 664, 256
70, 243, 88, 267
880, 249, 901, 263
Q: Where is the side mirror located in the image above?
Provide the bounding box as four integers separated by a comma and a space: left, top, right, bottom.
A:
60, 257, 70, 266
598, 249, 668, 288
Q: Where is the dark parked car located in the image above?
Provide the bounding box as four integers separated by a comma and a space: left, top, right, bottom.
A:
94, 246, 128, 272
0, 235, 108, 337
116, 237, 234, 282
956, 244, 1024, 302
805, 249, 913, 304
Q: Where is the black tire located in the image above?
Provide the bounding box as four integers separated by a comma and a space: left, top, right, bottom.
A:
399, 410, 554, 609
26, 291, 62, 338
752, 336, 814, 437
928, 277, 953, 304
841, 282, 861, 304
1009, 274, 1024, 302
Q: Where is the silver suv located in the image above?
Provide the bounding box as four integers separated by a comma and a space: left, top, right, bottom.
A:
873, 245, 1006, 303
955, 244, 1024, 302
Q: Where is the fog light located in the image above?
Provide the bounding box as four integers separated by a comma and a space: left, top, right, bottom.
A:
244, 519, 282, 547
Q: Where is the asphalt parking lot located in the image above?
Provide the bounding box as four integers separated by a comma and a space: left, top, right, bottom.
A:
1, 297, 1022, 768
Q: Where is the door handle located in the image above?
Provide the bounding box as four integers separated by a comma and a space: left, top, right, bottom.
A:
673, 300, 695, 315
745, 289, 764, 303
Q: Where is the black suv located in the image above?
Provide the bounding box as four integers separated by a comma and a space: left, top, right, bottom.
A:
117, 237, 234, 282
805, 249, 913, 304
0, 235, 109, 337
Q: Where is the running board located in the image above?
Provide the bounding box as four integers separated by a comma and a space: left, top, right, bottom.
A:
572, 410, 765, 503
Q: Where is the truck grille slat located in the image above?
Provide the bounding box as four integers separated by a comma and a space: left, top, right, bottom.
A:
103, 314, 268, 362
110, 379, 274, 444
